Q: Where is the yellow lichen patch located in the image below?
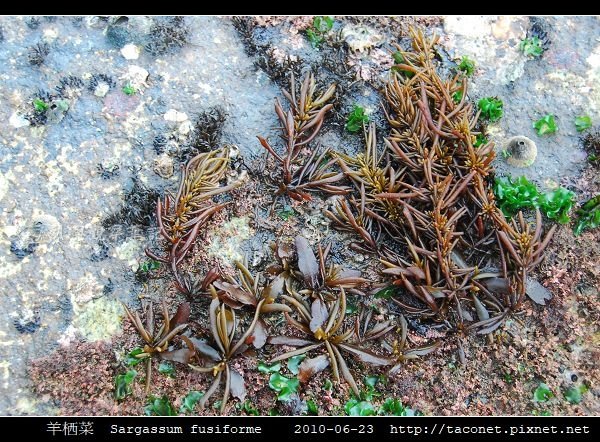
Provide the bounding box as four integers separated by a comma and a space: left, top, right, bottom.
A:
207, 216, 253, 266
72, 297, 123, 342
16, 397, 43, 415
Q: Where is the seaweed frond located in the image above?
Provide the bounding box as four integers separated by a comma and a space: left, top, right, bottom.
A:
146, 147, 244, 294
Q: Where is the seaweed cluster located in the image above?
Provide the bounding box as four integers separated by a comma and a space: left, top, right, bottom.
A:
28, 42, 50, 66
121, 28, 557, 415
144, 16, 189, 56
328, 29, 555, 352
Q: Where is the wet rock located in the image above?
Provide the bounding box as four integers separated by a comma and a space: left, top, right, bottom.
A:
70, 273, 104, 305
103, 90, 140, 118
504, 136, 537, 167
85, 16, 106, 29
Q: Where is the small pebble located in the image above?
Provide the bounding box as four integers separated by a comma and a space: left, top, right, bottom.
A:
120, 43, 140, 60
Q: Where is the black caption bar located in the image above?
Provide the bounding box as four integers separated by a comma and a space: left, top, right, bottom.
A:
14, 416, 598, 441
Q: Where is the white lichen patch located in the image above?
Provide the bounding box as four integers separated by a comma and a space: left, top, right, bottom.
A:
341, 25, 383, 52
94, 82, 110, 97
164, 109, 189, 123
443, 16, 528, 87
9, 112, 29, 128
121, 65, 149, 91
40, 160, 65, 197
153, 154, 174, 179
69, 273, 104, 304
71, 297, 123, 342
0, 361, 10, 389
120, 44, 141, 60
15, 397, 42, 415
0, 173, 8, 201
0, 256, 22, 279
207, 216, 253, 265
114, 238, 143, 271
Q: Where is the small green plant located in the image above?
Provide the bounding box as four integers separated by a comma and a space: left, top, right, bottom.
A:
538, 187, 575, 224
391, 51, 415, 78
564, 384, 588, 405
379, 398, 417, 416
306, 399, 318, 415
158, 361, 175, 377
139, 260, 160, 273
277, 206, 295, 221
494, 176, 574, 223
574, 195, 600, 236
114, 370, 137, 401
575, 116, 592, 132
345, 301, 358, 315
306, 16, 334, 48
239, 400, 260, 416
457, 56, 475, 76
452, 90, 463, 104
344, 398, 376, 416
374, 285, 398, 299
532, 409, 551, 416
33, 98, 49, 112
122, 83, 136, 95
519, 37, 544, 58
286, 355, 306, 375
345, 105, 369, 133
478, 97, 503, 122
258, 361, 281, 374
144, 395, 177, 416
473, 133, 489, 148
179, 391, 203, 414
323, 379, 333, 391
362, 375, 384, 401
269, 373, 300, 402
124, 348, 144, 366
494, 176, 540, 217
533, 382, 554, 402
533, 114, 558, 136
